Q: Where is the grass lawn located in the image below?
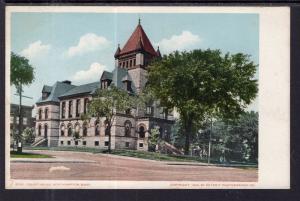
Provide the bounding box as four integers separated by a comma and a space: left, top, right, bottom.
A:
24, 146, 257, 168
10, 151, 53, 158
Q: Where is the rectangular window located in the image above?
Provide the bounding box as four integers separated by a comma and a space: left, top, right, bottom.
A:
95, 141, 99, 146
67, 141, 71, 145
83, 141, 87, 146
104, 141, 109, 146
60, 141, 64, 145
125, 142, 130, 148
23, 117, 28, 125
68, 100, 73, 118
139, 143, 144, 148
16, 117, 19, 124
75, 141, 78, 145
62, 102, 66, 118
84, 99, 88, 114
10, 117, 14, 124
76, 99, 80, 117
146, 106, 153, 115
45, 108, 48, 119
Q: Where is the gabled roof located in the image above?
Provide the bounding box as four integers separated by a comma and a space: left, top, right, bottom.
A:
36, 82, 76, 104
42, 85, 52, 93
101, 71, 113, 80
59, 81, 100, 98
111, 67, 129, 88
119, 23, 157, 56
99, 67, 137, 93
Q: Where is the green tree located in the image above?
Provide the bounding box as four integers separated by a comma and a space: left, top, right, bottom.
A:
11, 52, 35, 87
22, 127, 35, 144
199, 111, 258, 163
10, 52, 35, 149
148, 49, 258, 155
149, 126, 162, 152
72, 130, 84, 148
85, 85, 136, 153
227, 111, 258, 162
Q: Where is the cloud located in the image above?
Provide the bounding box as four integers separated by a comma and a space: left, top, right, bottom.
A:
20, 40, 51, 59
71, 62, 106, 83
66, 33, 110, 57
156, 31, 201, 54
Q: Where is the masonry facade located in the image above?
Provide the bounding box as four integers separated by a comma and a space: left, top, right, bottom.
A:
34, 21, 174, 151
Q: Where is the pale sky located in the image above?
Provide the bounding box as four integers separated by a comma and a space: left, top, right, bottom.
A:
10, 12, 259, 111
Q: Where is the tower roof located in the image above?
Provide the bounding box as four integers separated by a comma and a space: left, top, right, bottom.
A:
119, 22, 157, 56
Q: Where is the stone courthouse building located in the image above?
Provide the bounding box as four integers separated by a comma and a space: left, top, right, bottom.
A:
34, 21, 175, 151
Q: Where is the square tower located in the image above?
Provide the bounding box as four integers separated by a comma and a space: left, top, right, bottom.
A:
114, 19, 161, 93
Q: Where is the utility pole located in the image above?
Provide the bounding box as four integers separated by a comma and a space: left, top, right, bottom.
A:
208, 118, 213, 164
14, 86, 33, 153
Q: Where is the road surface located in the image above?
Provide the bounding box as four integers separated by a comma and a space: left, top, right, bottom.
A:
10, 150, 258, 181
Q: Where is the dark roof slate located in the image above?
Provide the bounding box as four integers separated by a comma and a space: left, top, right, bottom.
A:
59, 81, 100, 98
101, 71, 113, 80
42, 85, 52, 93
36, 82, 76, 104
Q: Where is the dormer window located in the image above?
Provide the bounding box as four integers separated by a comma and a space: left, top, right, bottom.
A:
42, 92, 50, 100
101, 80, 112, 89
122, 80, 132, 92
122, 75, 132, 92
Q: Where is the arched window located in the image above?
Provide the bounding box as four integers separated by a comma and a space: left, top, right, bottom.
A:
38, 109, 42, 120
61, 124, 65, 136
95, 120, 100, 136
44, 124, 48, 138
38, 124, 42, 136
75, 123, 80, 134
104, 120, 109, 136
68, 124, 72, 136
124, 120, 132, 137
83, 122, 88, 137
45, 108, 49, 119
138, 125, 145, 138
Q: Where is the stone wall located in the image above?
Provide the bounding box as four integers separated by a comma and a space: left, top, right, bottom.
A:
35, 104, 60, 146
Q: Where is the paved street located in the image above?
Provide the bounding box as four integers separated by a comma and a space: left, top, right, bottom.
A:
10, 150, 258, 181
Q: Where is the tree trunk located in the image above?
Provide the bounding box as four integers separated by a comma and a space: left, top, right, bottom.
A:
184, 118, 192, 155
108, 126, 112, 153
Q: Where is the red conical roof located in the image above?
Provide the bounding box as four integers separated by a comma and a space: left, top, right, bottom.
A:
119, 23, 157, 56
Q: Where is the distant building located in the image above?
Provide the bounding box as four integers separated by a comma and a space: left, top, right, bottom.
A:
10, 103, 34, 136
34, 20, 175, 150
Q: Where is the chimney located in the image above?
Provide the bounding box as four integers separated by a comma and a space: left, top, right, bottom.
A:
62, 80, 71, 85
